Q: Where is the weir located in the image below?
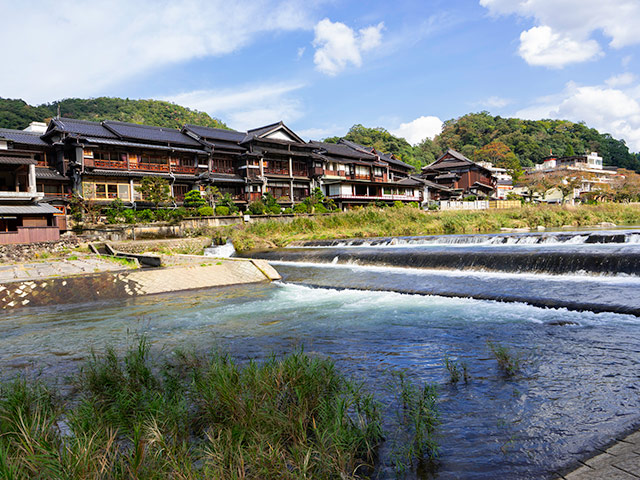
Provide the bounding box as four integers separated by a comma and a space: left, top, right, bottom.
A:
242, 228, 640, 316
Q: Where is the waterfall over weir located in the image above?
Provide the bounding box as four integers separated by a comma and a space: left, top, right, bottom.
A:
243, 228, 640, 316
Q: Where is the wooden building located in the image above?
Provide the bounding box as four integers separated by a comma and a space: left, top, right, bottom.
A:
0, 128, 62, 244
309, 139, 420, 208
420, 149, 495, 200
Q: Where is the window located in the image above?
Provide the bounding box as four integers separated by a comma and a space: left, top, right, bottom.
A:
93, 182, 129, 200
96, 184, 107, 199
118, 184, 130, 200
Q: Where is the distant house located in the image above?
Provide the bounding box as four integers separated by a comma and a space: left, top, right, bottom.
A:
419, 149, 496, 200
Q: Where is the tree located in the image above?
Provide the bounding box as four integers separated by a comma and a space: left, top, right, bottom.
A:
473, 141, 523, 180
135, 177, 171, 208
183, 189, 207, 208
204, 185, 221, 208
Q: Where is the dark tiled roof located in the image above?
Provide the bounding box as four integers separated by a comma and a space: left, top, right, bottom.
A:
0, 203, 61, 215
309, 141, 375, 160
82, 137, 207, 154
184, 124, 246, 143
103, 121, 202, 147
242, 121, 305, 144
0, 128, 49, 147
0, 156, 38, 165
337, 139, 413, 170
395, 176, 423, 186
199, 172, 246, 184
35, 167, 68, 181
49, 118, 118, 139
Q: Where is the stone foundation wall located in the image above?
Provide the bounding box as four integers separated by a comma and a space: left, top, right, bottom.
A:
0, 237, 80, 263
110, 237, 212, 254
0, 259, 280, 310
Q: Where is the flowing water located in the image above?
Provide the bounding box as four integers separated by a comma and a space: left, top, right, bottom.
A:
2, 228, 640, 478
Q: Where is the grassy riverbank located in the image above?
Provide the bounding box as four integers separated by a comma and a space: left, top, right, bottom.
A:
226, 204, 640, 251
0, 341, 439, 479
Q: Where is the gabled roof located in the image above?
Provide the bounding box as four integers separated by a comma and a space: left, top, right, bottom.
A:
183, 124, 246, 143
0, 156, 38, 165
309, 141, 376, 161
338, 139, 413, 170
0, 128, 49, 147
423, 149, 491, 174
35, 167, 68, 181
44, 117, 118, 139
242, 121, 305, 144
103, 121, 202, 147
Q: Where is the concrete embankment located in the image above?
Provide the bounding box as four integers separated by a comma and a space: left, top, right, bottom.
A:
0, 258, 280, 310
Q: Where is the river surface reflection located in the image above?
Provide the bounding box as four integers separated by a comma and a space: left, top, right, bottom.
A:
2, 281, 639, 479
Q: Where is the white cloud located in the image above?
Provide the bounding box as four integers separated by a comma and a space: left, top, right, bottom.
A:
163, 82, 306, 131
519, 26, 601, 68
312, 18, 383, 75
606, 73, 636, 87
476, 96, 511, 109
480, 0, 640, 67
1, 0, 316, 103
391, 116, 443, 145
516, 80, 640, 151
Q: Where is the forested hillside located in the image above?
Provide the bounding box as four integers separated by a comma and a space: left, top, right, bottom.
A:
0, 97, 227, 131
326, 113, 640, 173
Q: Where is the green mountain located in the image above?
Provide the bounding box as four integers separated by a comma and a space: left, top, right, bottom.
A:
326, 113, 640, 173
0, 97, 227, 131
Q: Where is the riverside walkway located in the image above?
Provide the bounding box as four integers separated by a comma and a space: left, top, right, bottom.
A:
559, 430, 640, 479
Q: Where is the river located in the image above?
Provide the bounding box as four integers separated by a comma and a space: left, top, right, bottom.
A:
2, 228, 640, 478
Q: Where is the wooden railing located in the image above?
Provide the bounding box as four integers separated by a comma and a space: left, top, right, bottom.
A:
328, 194, 420, 201
292, 170, 309, 177
264, 168, 290, 175
130, 163, 169, 172
94, 159, 127, 169
172, 165, 197, 174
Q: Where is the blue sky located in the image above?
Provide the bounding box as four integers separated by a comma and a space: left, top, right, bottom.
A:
3, 0, 640, 150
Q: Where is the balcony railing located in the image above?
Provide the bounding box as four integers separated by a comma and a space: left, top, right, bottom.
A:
130, 163, 170, 172
264, 168, 290, 175
172, 165, 197, 174
94, 159, 127, 169
349, 174, 371, 180
328, 194, 420, 202
292, 170, 309, 177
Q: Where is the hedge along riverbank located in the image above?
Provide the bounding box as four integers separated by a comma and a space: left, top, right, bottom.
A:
224, 203, 640, 251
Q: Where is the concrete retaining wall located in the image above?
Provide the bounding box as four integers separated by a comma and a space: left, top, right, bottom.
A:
0, 259, 280, 310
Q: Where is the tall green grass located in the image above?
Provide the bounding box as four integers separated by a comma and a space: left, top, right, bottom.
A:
225, 204, 640, 251
1, 340, 419, 479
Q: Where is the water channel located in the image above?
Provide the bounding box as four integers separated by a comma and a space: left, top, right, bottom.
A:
2, 228, 640, 478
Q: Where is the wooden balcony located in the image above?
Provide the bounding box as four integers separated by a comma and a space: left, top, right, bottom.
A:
328, 194, 420, 202
292, 170, 309, 177
172, 165, 197, 174
94, 159, 127, 169
130, 163, 169, 172
264, 168, 290, 175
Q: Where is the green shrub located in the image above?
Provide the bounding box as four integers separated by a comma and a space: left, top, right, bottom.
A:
463, 195, 477, 202
248, 200, 266, 215
122, 209, 136, 223
197, 206, 214, 216
170, 207, 187, 221
267, 204, 281, 215
282, 207, 293, 214
393, 201, 404, 208
408, 201, 420, 208
153, 209, 171, 222
315, 204, 329, 213
135, 209, 155, 223
184, 190, 207, 208
215, 206, 230, 216
293, 203, 309, 214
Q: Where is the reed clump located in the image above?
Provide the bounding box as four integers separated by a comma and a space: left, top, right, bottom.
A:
0, 340, 391, 479
226, 203, 640, 251
487, 341, 522, 377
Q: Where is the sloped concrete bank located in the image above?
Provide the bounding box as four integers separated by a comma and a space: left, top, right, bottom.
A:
0, 258, 280, 310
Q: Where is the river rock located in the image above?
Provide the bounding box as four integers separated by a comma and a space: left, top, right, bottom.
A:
536, 226, 546, 231
599, 222, 616, 228
547, 320, 579, 326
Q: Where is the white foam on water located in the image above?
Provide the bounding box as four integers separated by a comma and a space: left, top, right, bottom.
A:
265, 282, 640, 327
204, 240, 236, 258
270, 259, 640, 285
289, 230, 640, 249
